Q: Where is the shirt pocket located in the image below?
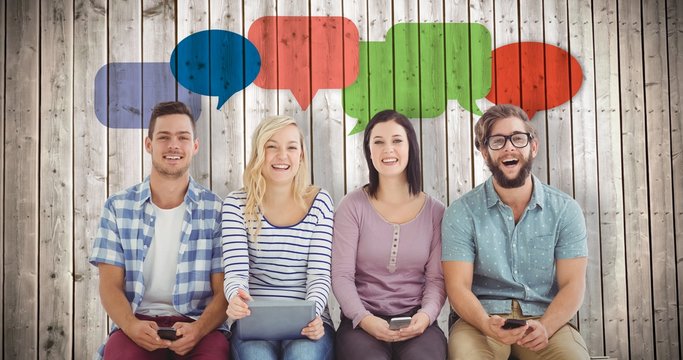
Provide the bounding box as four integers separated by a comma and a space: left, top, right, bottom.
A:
527, 236, 556, 272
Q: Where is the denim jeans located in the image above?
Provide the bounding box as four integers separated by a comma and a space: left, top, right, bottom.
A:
231, 322, 335, 360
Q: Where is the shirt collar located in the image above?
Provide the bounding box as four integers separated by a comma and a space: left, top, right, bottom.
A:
134, 176, 199, 209
484, 174, 544, 210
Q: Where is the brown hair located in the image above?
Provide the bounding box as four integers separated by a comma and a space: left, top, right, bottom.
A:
147, 101, 196, 139
474, 104, 537, 150
363, 109, 422, 197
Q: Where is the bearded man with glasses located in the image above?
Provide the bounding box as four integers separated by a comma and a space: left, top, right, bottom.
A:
441, 104, 589, 359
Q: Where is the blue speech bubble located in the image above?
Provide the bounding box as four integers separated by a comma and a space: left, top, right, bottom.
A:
94, 62, 202, 128
170, 30, 261, 109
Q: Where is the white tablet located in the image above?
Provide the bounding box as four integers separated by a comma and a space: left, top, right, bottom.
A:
235, 299, 316, 341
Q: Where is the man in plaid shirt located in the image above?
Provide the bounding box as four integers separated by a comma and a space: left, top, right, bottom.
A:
90, 101, 229, 359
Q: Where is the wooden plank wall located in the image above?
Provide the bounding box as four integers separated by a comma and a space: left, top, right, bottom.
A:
2, 0, 682, 359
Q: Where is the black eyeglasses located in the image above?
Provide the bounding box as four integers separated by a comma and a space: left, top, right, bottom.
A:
485, 133, 532, 150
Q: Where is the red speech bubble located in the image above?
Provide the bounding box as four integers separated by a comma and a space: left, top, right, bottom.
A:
248, 16, 359, 110
486, 42, 583, 119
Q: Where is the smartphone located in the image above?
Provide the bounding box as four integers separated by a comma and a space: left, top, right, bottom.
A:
501, 319, 527, 330
157, 327, 179, 340
388, 316, 412, 330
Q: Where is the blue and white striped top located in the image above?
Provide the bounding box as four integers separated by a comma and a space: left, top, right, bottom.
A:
221, 189, 334, 325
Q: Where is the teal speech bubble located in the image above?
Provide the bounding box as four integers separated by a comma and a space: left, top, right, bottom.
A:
343, 23, 492, 134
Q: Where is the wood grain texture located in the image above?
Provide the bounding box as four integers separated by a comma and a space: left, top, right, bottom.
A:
0, 0, 6, 350
668, 0, 683, 355
73, 0, 110, 358
444, 0, 474, 203
210, 0, 246, 197
310, 0, 346, 205
418, 0, 447, 205
277, 0, 312, 182
566, 0, 604, 354
4, 0, 40, 357
142, 0, 176, 179
1, 2, 682, 358
643, 0, 678, 357
469, 0, 493, 187
39, 0, 74, 357
543, 0, 573, 194
592, 0, 629, 357
108, 0, 143, 193
244, 0, 277, 156
342, 0, 368, 192
518, 0, 549, 185
177, 0, 212, 188
618, 0, 655, 357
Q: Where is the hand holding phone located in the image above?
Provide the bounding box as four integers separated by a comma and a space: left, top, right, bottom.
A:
501, 318, 527, 330
388, 316, 412, 330
157, 326, 180, 341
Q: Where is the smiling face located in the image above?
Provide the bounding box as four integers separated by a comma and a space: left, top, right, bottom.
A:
145, 113, 198, 179
482, 116, 538, 188
261, 124, 303, 186
369, 120, 410, 179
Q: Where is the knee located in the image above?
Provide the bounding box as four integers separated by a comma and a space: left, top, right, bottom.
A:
190, 331, 230, 359
103, 330, 154, 359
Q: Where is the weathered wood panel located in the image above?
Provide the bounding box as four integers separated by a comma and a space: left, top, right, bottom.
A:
210, 0, 245, 197
669, 0, 683, 355
310, 0, 346, 204
73, 0, 110, 358
469, 0, 493, 186
278, 0, 313, 177
244, 0, 277, 155
519, 0, 549, 185
39, 0, 74, 357
593, 0, 629, 357
142, 0, 176, 178
444, 0, 473, 203
178, 0, 212, 188
643, 0, 678, 358
310, 0, 346, 329
419, 0, 447, 206
4, 0, 40, 357
567, 0, 604, 353
0, 0, 6, 352
544, 0, 573, 194
108, 0, 142, 193
3, 1, 683, 359
619, 0, 655, 357
343, 0, 369, 192
392, 0, 420, 172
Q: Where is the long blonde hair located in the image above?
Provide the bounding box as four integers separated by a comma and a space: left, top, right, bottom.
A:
243, 116, 316, 242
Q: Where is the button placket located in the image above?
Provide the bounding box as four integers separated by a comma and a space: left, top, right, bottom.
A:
387, 224, 400, 273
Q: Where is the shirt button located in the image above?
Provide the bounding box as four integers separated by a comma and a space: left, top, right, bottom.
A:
508, 216, 513, 221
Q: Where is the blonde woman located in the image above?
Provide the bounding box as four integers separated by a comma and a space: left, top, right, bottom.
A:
222, 116, 334, 360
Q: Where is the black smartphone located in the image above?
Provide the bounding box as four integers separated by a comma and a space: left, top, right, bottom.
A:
157, 327, 179, 340
501, 319, 527, 330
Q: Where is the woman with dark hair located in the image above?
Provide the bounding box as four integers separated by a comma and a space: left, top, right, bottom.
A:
331, 110, 447, 359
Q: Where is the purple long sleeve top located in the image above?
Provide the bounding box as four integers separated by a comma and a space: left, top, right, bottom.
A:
331, 187, 447, 328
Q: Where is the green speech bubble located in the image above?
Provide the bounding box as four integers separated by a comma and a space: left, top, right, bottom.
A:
344, 23, 492, 134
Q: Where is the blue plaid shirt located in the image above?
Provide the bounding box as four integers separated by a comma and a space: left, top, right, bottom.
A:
442, 175, 587, 316
90, 176, 226, 357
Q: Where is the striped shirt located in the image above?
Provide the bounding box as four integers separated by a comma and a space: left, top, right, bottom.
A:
221, 189, 334, 325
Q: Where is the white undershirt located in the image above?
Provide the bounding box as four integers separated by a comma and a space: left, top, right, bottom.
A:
136, 201, 186, 316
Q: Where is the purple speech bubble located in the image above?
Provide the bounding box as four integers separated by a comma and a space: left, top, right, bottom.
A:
94, 62, 201, 128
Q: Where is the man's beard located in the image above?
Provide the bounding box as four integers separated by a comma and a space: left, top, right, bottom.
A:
486, 153, 534, 189
152, 156, 190, 178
